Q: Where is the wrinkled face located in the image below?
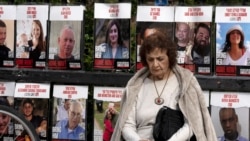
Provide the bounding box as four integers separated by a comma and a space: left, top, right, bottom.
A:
146, 47, 169, 80
58, 29, 75, 58
0, 27, 6, 45
23, 103, 33, 117
0, 113, 10, 134
220, 109, 238, 139
32, 22, 41, 39
229, 30, 242, 45
176, 23, 189, 42
109, 24, 118, 44
68, 106, 82, 129
195, 27, 210, 47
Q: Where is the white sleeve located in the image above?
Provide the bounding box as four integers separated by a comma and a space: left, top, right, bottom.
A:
122, 103, 141, 141
168, 122, 193, 141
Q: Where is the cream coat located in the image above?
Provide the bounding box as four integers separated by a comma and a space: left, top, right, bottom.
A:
111, 65, 217, 141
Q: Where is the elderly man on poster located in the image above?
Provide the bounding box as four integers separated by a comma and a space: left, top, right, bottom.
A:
56, 100, 85, 140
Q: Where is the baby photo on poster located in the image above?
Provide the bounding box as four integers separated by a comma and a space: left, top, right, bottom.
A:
94, 19, 130, 69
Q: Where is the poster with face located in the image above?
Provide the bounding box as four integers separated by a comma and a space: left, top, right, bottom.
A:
215, 6, 250, 76
14, 83, 50, 141
0, 82, 15, 139
0, 6, 16, 67
94, 3, 131, 70
93, 86, 123, 141
174, 6, 213, 75
15, 5, 48, 68
210, 91, 250, 141
136, 6, 174, 71
48, 6, 84, 70
51, 85, 88, 141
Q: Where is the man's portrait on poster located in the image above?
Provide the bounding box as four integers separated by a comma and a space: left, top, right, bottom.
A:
16, 20, 46, 60
95, 19, 130, 59
49, 21, 81, 60
216, 23, 250, 66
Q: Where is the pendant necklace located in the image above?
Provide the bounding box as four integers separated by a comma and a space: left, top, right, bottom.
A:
153, 71, 171, 105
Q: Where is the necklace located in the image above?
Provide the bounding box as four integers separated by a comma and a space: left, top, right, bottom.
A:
153, 71, 171, 105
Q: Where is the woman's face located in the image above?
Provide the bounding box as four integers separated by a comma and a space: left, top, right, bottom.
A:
229, 30, 241, 45
0, 113, 10, 134
32, 22, 41, 39
146, 47, 170, 80
109, 24, 118, 44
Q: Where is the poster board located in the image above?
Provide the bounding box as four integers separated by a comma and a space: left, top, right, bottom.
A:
175, 6, 213, 74
93, 86, 124, 141
48, 6, 85, 70
14, 82, 50, 141
136, 6, 174, 70
52, 84, 88, 140
94, 3, 131, 70
215, 6, 250, 76
0, 5, 16, 67
0, 81, 15, 139
15, 5, 48, 68
210, 91, 250, 140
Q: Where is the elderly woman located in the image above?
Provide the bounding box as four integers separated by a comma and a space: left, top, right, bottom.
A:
111, 31, 217, 141
221, 24, 250, 66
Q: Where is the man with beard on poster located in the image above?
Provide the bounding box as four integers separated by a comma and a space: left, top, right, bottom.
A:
0, 20, 11, 63
187, 23, 210, 64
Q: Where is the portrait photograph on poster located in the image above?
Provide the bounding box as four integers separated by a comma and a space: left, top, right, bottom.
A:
211, 106, 250, 141
216, 23, 250, 76
52, 98, 86, 141
14, 98, 49, 141
93, 86, 123, 141
136, 22, 174, 70
15, 5, 48, 68
48, 21, 82, 70
0, 20, 15, 67
94, 19, 130, 69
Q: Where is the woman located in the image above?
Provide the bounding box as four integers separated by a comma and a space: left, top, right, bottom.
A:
103, 111, 114, 141
27, 20, 46, 60
221, 24, 250, 65
101, 19, 129, 59
111, 31, 217, 141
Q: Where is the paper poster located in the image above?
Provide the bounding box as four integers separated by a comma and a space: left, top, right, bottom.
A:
174, 6, 213, 74
93, 86, 124, 141
0, 81, 15, 139
48, 6, 85, 70
94, 3, 131, 70
0, 6, 16, 67
15, 5, 48, 69
215, 6, 250, 76
210, 91, 250, 140
52, 85, 88, 141
14, 82, 50, 141
136, 6, 174, 70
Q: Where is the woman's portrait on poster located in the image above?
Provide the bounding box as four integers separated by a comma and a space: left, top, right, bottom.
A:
95, 19, 129, 59
216, 23, 250, 66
